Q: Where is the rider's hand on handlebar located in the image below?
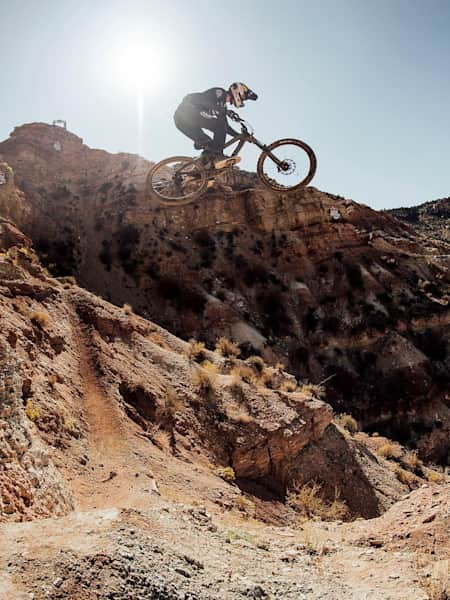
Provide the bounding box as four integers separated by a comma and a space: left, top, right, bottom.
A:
227, 109, 241, 122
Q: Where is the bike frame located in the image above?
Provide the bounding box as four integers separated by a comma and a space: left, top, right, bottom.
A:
222, 123, 286, 169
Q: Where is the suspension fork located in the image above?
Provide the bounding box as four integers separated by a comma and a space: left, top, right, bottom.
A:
252, 137, 286, 168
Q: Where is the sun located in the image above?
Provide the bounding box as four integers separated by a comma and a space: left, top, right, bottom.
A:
115, 41, 169, 90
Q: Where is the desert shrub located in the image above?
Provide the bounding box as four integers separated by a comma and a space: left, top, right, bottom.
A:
279, 379, 298, 392
30, 311, 50, 328
230, 365, 256, 385
150, 427, 172, 452
123, 303, 133, 315
377, 443, 396, 459
391, 463, 416, 487
148, 332, 169, 349
286, 481, 349, 521
161, 386, 183, 418
186, 339, 207, 362
215, 337, 240, 358
192, 365, 217, 396
246, 355, 266, 374
402, 450, 421, 471
425, 468, 444, 484
226, 402, 254, 424
298, 383, 326, 400
25, 399, 40, 421
200, 360, 219, 375
334, 413, 359, 434
217, 466, 236, 482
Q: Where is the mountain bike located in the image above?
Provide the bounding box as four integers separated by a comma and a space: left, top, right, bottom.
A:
146, 112, 317, 207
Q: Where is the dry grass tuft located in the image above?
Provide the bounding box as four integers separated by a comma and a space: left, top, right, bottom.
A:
186, 339, 207, 363
377, 442, 396, 459
215, 337, 241, 358
230, 364, 257, 385
425, 468, 444, 484
149, 332, 170, 349
192, 365, 217, 396
225, 402, 254, 424
245, 355, 266, 374
30, 311, 50, 328
402, 450, 422, 471
287, 481, 349, 521
123, 303, 134, 315
217, 466, 236, 482
25, 399, 40, 421
279, 379, 298, 393
390, 463, 417, 487
150, 427, 172, 452
334, 413, 359, 435
160, 386, 184, 418
298, 383, 326, 399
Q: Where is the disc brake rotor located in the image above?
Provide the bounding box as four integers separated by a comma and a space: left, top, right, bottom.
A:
278, 159, 296, 176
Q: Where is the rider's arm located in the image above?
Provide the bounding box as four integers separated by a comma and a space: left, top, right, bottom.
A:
183, 88, 227, 112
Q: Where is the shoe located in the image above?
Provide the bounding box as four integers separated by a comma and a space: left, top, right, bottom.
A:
214, 155, 241, 170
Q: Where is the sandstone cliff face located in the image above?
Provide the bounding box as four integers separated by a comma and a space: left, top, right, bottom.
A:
1, 123, 449, 465
1, 209, 424, 523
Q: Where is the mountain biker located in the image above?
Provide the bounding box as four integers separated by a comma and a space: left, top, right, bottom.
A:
174, 83, 258, 163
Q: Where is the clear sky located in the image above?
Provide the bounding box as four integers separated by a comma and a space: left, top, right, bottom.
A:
1, 0, 449, 209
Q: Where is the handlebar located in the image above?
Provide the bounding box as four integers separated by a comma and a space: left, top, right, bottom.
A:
226, 110, 252, 135
226, 109, 242, 122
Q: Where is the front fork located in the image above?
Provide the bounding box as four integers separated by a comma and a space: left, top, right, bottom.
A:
252, 137, 287, 170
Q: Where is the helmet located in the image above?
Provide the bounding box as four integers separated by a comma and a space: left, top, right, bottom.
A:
229, 82, 258, 108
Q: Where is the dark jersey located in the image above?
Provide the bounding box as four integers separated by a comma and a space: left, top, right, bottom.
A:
178, 87, 228, 117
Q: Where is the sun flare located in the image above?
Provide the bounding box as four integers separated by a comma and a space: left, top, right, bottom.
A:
115, 41, 169, 90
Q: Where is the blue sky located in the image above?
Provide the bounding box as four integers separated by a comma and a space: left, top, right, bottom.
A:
1, 0, 449, 209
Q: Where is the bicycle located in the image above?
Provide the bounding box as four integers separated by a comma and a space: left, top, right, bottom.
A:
146, 112, 317, 207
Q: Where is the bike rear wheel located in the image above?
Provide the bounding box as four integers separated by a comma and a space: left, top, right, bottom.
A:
257, 138, 317, 192
147, 156, 207, 206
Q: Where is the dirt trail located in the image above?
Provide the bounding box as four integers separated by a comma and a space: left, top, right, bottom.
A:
66, 309, 159, 511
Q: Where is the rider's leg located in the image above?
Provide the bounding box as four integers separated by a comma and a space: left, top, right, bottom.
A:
174, 113, 212, 149
201, 115, 227, 154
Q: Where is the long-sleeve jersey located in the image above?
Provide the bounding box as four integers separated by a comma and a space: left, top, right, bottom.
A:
178, 87, 228, 117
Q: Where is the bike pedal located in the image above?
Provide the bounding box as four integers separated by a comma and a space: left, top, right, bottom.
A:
214, 156, 241, 170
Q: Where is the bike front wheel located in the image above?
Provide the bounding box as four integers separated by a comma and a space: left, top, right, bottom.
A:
257, 139, 317, 192
146, 156, 207, 206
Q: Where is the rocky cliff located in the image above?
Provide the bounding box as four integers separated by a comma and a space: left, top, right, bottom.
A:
1, 123, 449, 464
1, 123, 449, 599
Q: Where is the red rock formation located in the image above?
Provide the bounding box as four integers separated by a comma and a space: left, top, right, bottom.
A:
1, 122, 449, 465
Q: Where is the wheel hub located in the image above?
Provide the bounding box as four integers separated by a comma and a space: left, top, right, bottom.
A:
278, 159, 296, 175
